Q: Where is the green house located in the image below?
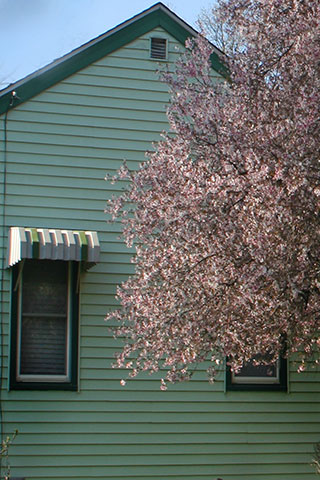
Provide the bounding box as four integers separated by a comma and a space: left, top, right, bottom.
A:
0, 3, 319, 479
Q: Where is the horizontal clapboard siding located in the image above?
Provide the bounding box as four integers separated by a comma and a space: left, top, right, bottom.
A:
0, 24, 319, 480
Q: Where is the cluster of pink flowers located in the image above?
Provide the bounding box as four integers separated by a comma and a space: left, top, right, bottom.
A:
106, 0, 320, 387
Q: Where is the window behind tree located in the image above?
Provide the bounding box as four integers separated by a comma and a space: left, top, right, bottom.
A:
226, 356, 287, 391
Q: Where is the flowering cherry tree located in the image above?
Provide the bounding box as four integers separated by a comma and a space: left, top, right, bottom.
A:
197, 0, 244, 55
106, 0, 320, 388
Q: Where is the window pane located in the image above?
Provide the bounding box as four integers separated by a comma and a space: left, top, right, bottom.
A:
235, 361, 277, 378
20, 316, 67, 375
19, 260, 68, 377
22, 260, 67, 315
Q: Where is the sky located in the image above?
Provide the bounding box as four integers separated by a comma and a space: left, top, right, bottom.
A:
0, 0, 214, 89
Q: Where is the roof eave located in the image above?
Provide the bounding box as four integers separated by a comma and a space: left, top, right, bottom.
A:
0, 2, 227, 116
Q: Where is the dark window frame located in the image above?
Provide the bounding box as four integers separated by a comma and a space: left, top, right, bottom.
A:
9, 260, 79, 391
226, 356, 287, 392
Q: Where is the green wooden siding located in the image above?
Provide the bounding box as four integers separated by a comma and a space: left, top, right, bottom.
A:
0, 23, 319, 480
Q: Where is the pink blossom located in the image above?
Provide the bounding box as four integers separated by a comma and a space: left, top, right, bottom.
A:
106, 0, 320, 386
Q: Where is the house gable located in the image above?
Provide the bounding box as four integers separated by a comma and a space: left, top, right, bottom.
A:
0, 2, 226, 116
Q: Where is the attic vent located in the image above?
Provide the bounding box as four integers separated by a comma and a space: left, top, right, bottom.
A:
150, 38, 167, 59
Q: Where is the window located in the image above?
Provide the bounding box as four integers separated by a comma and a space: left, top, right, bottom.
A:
10, 259, 79, 390
7, 226, 100, 390
150, 37, 167, 60
226, 356, 287, 391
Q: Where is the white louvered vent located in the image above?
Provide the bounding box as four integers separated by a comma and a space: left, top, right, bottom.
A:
150, 38, 167, 59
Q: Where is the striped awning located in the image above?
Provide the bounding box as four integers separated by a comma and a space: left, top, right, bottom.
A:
6, 227, 100, 270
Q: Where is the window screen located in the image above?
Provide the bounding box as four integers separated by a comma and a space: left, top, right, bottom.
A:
20, 260, 68, 376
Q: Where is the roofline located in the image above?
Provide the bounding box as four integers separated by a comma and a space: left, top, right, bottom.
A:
0, 3, 199, 97
0, 2, 227, 115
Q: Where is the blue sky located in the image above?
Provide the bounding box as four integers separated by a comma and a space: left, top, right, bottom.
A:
0, 0, 214, 89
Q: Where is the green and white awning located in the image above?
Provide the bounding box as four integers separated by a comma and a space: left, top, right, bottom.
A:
7, 227, 100, 270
